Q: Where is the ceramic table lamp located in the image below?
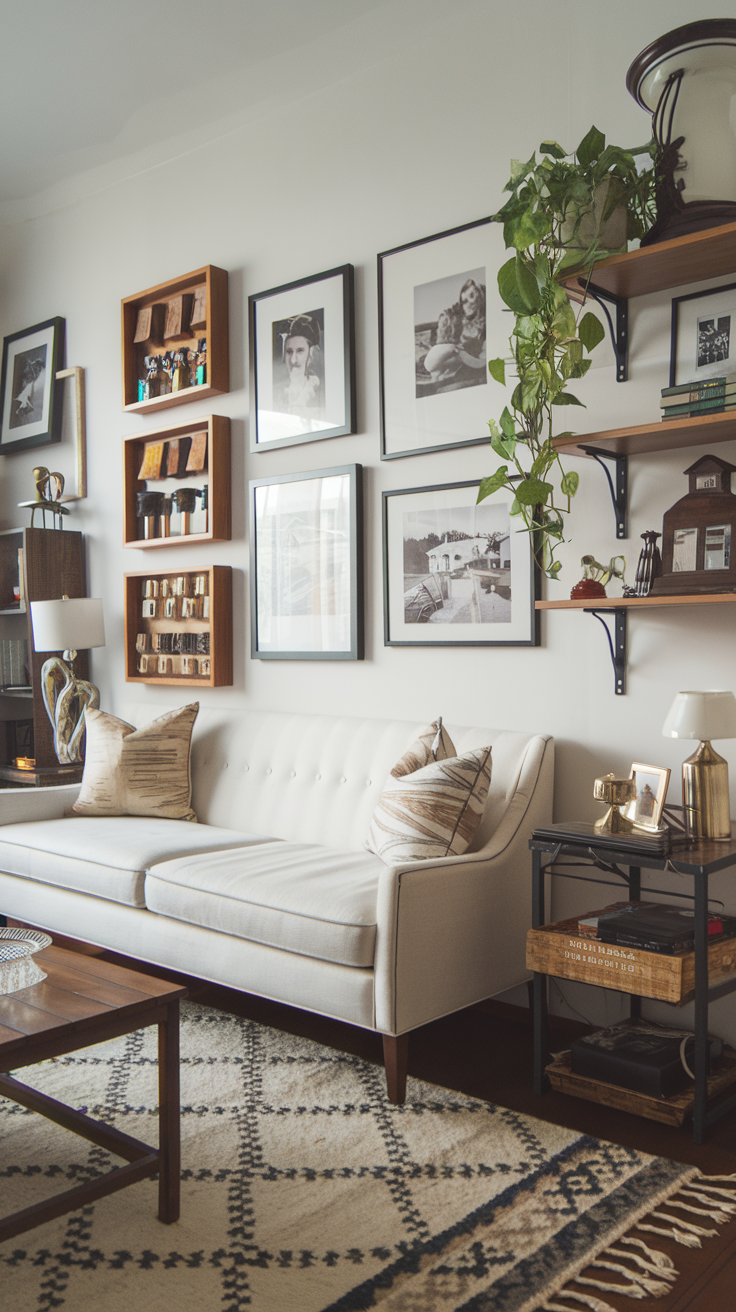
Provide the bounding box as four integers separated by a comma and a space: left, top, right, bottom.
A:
662, 690, 736, 839
30, 596, 105, 764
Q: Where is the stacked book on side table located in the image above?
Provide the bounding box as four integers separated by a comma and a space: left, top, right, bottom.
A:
661, 373, 736, 420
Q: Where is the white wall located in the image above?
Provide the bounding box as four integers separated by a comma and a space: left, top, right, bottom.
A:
2, 0, 736, 1036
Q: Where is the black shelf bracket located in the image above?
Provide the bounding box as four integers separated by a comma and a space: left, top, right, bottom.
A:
585, 607, 627, 695
579, 446, 628, 539
577, 278, 629, 382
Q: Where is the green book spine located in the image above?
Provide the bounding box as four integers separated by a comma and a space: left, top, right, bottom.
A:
661, 375, 736, 397
662, 398, 736, 418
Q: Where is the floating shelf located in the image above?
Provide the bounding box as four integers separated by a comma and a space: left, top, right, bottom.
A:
122, 415, 231, 549
536, 592, 736, 611
555, 410, 736, 459
563, 219, 736, 300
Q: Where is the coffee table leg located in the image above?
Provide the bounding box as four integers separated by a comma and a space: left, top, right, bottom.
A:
158, 1000, 181, 1223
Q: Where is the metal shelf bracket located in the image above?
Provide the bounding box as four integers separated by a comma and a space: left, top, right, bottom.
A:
577, 278, 629, 382
579, 446, 628, 539
585, 607, 627, 695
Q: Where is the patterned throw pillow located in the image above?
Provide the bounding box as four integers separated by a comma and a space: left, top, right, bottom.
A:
365, 725, 492, 864
390, 718, 456, 779
73, 703, 199, 822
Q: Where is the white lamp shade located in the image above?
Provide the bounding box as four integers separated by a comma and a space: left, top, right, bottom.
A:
31, 597, 105, 653
662, 690, 736, 741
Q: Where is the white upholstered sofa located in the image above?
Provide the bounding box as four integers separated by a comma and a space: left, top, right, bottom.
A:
0, 705, 553, 1100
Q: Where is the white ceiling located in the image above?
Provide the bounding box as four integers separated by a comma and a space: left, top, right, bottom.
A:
0, 0, 391, 203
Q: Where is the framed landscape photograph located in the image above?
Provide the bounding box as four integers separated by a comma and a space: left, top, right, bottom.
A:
378, 217, 507, 460
249, 463, 363, 660
623, 762, 671, 831
249, 265, 356, 452
0, 317, 65, 454
383, 478, 539, 646
670, 282, 736, 387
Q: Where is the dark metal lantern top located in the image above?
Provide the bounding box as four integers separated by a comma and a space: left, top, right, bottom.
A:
627, 18, 736, 110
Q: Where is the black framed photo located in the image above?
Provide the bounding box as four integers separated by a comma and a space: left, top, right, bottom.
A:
249, 463, 363, 660
0, 317, 65, 454
383, 478, 539, 646
670, 282, 736, 387
249, 265, 356, 452
378, 218, 508, 460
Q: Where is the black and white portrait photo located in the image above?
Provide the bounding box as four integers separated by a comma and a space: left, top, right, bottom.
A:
697, 313, 731, 370
414, 267, 486, 398
271, 309, 325, 422
9, 344, 47, 429
401, 499, 509, 625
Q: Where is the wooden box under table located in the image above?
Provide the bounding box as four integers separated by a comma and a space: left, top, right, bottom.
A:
546, 1047, 736, 1126
526, 911, 736, 1005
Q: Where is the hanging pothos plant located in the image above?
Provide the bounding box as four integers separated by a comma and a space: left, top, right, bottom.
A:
478, 126, 655, 579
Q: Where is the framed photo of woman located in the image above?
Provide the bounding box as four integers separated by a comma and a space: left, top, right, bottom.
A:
378, 218, 506, 460
249, 265, 356, 452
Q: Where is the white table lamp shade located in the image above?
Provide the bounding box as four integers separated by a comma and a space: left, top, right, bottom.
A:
31, 598, 105, 653
662, 690, 736, 741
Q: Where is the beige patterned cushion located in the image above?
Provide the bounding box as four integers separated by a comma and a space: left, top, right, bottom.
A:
390, 718, 456, 779
365, 740, 492, 864
73, 704, 199, 822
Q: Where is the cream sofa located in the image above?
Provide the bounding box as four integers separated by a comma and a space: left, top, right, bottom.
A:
0, 705, 553, 1100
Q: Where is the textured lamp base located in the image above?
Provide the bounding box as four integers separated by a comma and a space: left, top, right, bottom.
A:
683, 740, 732, 840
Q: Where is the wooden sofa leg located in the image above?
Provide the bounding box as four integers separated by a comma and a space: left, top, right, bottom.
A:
383, 1033, 409, 1104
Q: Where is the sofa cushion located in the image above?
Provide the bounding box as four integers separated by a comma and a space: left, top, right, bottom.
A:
0, 817, 274, 909
145, 842, 384, 967
365, 745, 492, 864
73, 703, 199, 821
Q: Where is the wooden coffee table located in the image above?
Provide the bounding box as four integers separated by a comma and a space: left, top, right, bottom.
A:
0, 944, 187, 1243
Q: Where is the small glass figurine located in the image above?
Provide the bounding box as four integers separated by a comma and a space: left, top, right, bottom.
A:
195, 338, 207, 386
143, 355, 171, 400
570, 554, 626, 600
171, 348, 191, 392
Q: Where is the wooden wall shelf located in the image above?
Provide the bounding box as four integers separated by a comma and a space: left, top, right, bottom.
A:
536, 592, 736, 611
121, 265, 228, 414
564, 219, 736, 300
555, 410, 736, 460
123, 416, 231, 549
124, 565, 232, 688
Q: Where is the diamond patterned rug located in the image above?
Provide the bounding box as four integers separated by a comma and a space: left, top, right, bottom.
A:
0, 1003, 699, 1311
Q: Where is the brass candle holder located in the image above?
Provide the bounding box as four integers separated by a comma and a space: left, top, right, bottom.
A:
593, 773, 637, 834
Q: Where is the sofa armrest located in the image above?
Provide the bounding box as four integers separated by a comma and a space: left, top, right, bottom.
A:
373, 736, 553, 1034
0, 784, 81, 826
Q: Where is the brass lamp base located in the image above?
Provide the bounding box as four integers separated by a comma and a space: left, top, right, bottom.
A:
683, 740, 732, 840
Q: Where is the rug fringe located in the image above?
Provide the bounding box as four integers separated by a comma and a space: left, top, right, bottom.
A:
636, 1222, 702, 1248
617, 1235, 676, 1269
585, 1259, 672, 1296
603, 1246, 678, 1280
542, 1294, 619, 1312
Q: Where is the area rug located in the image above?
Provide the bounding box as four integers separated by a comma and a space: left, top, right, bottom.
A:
0, 1003, 731, 1312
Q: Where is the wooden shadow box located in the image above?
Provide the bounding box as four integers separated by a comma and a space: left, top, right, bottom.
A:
123, 416, 231, 549
121, 265, 228, 414
124, 565, 232, 687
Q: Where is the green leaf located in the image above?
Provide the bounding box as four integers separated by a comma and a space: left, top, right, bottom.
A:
507, 152, 536, 189
504, 208, 551, 251
515, 476, 554, 506
488, 357, 506, 385
561, 470, 579, 497
510, 497, 522, 516
547, 560, 562, 577
497, 257, 527, 314
576, 125, 606, 167
540, 139, 566, 159
499, 406, 516, 439
477, 468, 508, 503
578, 311, 605, 352
551, 391, 585, 406
491, 431, 516, 461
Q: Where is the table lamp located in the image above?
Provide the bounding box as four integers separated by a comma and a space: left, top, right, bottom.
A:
662, 690, 736, 839
30, 596, 105, 765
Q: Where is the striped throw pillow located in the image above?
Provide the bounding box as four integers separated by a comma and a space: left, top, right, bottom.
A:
365, 741, 492, 864
73, 703, 199, 821
390, 718, 456, 779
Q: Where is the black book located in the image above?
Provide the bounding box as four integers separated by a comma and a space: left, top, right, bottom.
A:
532, 820, 669, 855
571, 1019, 722, 1099
598, 904, 736, 955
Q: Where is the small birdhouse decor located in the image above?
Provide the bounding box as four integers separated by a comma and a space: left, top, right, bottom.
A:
650, 455, 736, 596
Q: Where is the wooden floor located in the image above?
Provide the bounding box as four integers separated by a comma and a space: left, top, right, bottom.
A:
12, 933, 736, 1311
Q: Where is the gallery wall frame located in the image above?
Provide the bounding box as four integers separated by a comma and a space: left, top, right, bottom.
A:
383, 477, 540, 647
378, 217, 502, 460
249, 264, 356, 452
249, 463, 364, 660
0, 317, 66, 454
670, 281, 736, 387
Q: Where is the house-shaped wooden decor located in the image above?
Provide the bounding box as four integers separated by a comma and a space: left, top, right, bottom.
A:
650, 455, 736, 596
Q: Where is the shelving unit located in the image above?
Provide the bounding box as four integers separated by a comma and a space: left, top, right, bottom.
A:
124, 565, 232, 688
121, 265, 228, 415
122, 415, 231, 549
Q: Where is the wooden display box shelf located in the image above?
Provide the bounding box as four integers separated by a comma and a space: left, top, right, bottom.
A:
563, 219, 736, 300
546, 1047, 736, 1127
554, 409, 736, 460
121, 265, 228, 414
123, 416, 231, 549
526, 912, 736, 1005
536, 592, 736, 611
124, 565, 232, 688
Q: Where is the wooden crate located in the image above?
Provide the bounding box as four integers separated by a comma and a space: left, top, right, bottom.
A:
526, 909, 736, 1004
546, 1047, 736, 1126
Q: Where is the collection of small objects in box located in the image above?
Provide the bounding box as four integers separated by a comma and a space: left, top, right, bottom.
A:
135, 428, 209, 541
136, 572, 211, 679
134, 285, 208, 402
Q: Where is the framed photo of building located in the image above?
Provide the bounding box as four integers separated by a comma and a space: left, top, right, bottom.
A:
378, 217, 507, 460
622, 762, 670, 831
0, 317, 65, 454
249, 265, 356, 452
383, 478, 539, 646
670, 282, 736, 387
249, 463, 363, 660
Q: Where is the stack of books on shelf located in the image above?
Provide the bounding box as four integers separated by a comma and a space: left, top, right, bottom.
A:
570, 1018, 723, 1098
577, 900, 736, 955
661, 374, 736, 420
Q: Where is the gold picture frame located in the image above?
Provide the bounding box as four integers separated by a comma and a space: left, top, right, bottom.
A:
622, 762, 671, 831
56, 366, 87, 501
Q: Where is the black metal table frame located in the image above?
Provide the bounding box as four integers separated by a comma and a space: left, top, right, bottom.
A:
531, 834, 736, 1143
